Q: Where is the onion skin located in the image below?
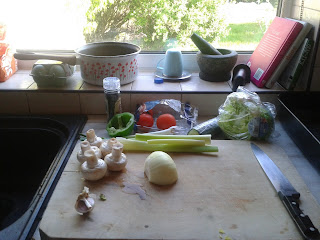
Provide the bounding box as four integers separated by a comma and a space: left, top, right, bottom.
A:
144, 151, 178, 185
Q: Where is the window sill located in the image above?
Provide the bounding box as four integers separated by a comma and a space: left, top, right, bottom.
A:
6, 52, 287, 93
0, 69, 285, 93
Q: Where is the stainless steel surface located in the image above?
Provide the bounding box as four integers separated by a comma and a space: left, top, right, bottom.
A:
271, 121, 320, 204
251, 142, 320, 240
251, 142, 300, 197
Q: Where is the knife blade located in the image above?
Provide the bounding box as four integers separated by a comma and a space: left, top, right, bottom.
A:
251, 143, 320, 240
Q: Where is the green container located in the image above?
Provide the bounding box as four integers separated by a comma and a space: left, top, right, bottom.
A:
31, 60, 74, 87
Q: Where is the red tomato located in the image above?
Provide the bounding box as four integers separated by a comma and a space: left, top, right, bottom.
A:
137, 113, 154, 127
156, 114, 176, 130
147, 109, 154, 116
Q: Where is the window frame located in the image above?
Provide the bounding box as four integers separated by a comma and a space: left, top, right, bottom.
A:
14, 0, 285, 71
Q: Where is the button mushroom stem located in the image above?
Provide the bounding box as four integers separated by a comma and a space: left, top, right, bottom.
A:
81, 140, 91, 152
85, 150, 99, 169
77, 140, 102, 164
111, 142, 123, 162
86, 129, 103, 147
81, 149, 108, 181
100, 138, 119, 158
105, 142, 127, 171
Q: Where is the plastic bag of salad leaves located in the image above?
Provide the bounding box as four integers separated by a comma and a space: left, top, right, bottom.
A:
217, 87, 276, 140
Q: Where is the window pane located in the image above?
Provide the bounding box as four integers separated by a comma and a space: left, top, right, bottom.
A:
1, 0, 277, 51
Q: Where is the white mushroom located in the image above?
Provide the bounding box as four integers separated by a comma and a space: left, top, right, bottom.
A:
100, 138, 119, 158
85, 129, 103, 147
74, 186, 95, 214
105, 142, 127, 171
81, 149, 107, 181
77, 140, 102, 164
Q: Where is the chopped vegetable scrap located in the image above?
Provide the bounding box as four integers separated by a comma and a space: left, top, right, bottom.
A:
99, 194, 107, 201
218, 228, 232, 240
79, 133, 86, 141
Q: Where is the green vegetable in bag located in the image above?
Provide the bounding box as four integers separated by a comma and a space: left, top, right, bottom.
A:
217, 87, 275, 140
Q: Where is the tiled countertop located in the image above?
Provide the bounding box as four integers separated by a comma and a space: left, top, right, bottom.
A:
0, 69, 284, 116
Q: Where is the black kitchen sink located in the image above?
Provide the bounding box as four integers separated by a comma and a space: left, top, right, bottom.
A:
0, 115, 87, 240
278, 92, 320, 172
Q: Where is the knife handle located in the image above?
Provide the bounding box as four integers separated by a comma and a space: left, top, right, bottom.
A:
279, 191, 320, 240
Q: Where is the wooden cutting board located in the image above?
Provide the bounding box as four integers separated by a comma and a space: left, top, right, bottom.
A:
40, 140, 320, 240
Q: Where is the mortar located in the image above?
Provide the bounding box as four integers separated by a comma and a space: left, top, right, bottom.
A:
196, 49, 238, 82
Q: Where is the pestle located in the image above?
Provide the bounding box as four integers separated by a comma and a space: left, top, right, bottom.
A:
191, 33, 222, 55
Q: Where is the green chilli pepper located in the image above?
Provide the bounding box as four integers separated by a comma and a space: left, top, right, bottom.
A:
106, 112, 135, 137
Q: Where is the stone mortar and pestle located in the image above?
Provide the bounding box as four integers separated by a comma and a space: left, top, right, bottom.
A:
191, 33, 238, 82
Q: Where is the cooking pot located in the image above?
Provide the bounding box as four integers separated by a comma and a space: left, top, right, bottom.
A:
14, 42, 141, 86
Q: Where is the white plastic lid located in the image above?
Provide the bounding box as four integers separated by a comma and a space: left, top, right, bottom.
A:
103, 77, 120, 92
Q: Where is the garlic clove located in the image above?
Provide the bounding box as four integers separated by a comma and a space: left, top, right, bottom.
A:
75, 187, 95, 214
75, 197, 95, 214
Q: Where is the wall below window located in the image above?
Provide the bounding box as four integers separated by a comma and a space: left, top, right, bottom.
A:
0, 69, 281, 116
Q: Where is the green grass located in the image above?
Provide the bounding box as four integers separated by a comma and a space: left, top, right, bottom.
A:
219, 22, 266, 51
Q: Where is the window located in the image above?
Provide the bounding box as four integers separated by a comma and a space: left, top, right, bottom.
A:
1, 0, 278, 52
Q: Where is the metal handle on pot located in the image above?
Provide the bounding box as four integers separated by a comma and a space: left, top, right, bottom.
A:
14, 52, 77, 65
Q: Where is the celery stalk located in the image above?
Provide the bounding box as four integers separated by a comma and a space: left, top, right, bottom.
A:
144, 126, 177, 135
147, 139, 206, 146
125, 126, 177, 139
135, 134, 212, 144
116, 138, 218, 153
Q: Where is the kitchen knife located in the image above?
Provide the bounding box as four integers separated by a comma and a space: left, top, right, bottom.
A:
251, 143, 320, 240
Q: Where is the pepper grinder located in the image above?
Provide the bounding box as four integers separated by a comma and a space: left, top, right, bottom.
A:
103, 77, 122, 121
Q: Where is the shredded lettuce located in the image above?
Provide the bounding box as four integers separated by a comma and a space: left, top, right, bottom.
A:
217, 91, 275, 140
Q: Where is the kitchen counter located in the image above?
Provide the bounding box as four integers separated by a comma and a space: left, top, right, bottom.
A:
38, 115, 320, 240
2, 56, 318, 239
